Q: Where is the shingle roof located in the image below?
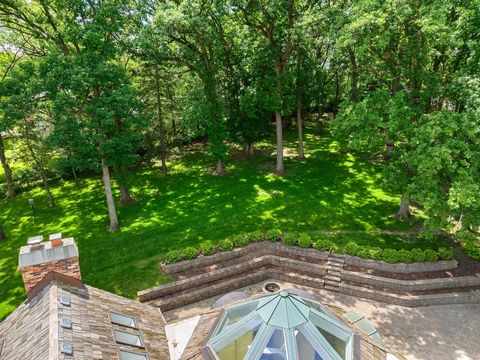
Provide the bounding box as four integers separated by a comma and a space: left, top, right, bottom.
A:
0, 279, 170, 360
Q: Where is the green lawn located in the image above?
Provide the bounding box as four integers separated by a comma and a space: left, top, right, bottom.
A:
0, 130, 446, 320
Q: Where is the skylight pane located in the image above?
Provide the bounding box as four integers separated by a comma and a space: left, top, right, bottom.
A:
111, 312, 137, 328
114, 330, 144, 348
119, 350, 148, 360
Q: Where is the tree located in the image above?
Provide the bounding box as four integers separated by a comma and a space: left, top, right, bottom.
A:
0, 225, 5, 240
152, 0, 229, 174
233, 0, 318, 173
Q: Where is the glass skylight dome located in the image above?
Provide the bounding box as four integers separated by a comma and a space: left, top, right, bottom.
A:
205, 291, 355, 360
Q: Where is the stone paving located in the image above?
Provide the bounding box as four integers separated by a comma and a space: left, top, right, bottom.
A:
165, 279, 480, 360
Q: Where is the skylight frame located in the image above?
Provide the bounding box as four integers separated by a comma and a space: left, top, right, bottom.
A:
205, 292, 356, 360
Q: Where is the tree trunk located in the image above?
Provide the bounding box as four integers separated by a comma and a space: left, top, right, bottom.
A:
244, 142, 254, 156
155, 65, 167, 175
347, 46, 358, 102
119, 184, 135, 205
215, 159, 225, 175
275, 110, 284, 174
296, 96, 305, 159
0, 133, 15, 198
24, 127, 55, 208
0, 226, 6, 241
397, 194, 411, 220
102, 160, 119, 232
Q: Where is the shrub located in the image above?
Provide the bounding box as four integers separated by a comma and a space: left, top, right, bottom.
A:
283, 232, 298, 246
297, 233, 313, 248
231, 233, 249, 248
165, 250, 182, 264
199, 241, 215, 256
315, 238, 332, 252
248, 230, 265, 243
182, 246, 198, 260
410, 248, 425, 262
266, 229, 282, 242
344, 243, 360, 256
369, 247, 383, 260
424, 249, 438, 262
218, 239, 234, 252
396, 249, 413, 263
437, 247, 453, 260
357, 246, 372, 259
380, 249, 398, 263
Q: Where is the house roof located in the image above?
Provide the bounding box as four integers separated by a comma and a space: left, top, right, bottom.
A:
0, 278, 170, 360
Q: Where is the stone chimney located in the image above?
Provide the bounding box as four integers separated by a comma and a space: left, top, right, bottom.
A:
18, 236, 81, 293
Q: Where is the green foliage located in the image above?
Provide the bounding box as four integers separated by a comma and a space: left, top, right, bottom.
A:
437, 247, 453, 261
218, 239, 234, 252
165, 250, 182, 264
283, 232, 298, 246
199, 241, 215, 256
265, 229, 282, 242
424, 249, 438, 262
230, 233, 250, 248
315, 238, 333, 252
344, 243, 361, 256
297, 233, 313, 248
396, 249, 413, 263
248, 230, 265, 243
410, 248, 426, 263
181, 246, 198, 260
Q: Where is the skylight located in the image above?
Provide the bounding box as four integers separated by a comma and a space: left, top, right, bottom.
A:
119, 350, 148, 360
114, 330, 144, 348
205, 291, 355, 360
111, 312, 137, 328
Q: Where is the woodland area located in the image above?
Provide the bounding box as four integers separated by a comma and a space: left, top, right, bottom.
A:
0, 0, 480, 317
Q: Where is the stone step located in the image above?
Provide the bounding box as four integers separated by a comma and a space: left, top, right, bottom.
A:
327, 257, 345, 265
326, 262, 344, 269
327, 269, 342, 276
324, 284, 340, 291
325, 274, 341, 282
329, 253, 345, 259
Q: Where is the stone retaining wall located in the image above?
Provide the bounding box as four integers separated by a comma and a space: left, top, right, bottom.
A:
140, 254, 327, 302
344, 255, 457, 273
341, 271, 480, 291
162, 241, 329, 275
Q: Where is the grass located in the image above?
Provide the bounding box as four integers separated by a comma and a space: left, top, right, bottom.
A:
0, 129, 447, 320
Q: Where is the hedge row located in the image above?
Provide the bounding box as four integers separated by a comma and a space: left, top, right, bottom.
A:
164, 230, 454, 264
460, 233, 480, 260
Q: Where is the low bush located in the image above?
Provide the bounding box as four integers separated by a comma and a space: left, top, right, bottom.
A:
410, 248, 426, 262
182, 246, 198, 260
315, 238, 333, 251
266, 229, 282, 242
283, 232, 298, 246
297, 233, 313, 248
396, 249, 413, 263
199, 241, 215, 256
165, 250, 182, 264
248, 230, 265, 243
218, 239, 234, 252
437, 247, 453, 260
423, 249, 438, 262
231, 233, 249, 248
357, 246, 371, 259
344, 243, 361, 256
381, 248, 398, 263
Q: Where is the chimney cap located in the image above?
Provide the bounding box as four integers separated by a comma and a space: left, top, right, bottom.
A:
27, 235, 43, 245
19, 237, 78, 268
49, 233, 62, 241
